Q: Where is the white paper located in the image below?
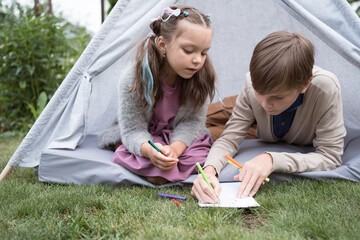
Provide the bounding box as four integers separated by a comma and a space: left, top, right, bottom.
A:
198, 182, 260, 208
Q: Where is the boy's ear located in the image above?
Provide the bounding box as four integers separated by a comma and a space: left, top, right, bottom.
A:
300, 77, 313, 93
156, 36, 167, 55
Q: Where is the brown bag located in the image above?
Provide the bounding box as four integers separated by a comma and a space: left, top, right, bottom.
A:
206, 95, 257, 141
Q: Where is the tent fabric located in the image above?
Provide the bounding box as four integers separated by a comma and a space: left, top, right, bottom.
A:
38, 135, 156, 187
37, 127, 360, 186
6, 0, 360, 185
278, 0, 360, 66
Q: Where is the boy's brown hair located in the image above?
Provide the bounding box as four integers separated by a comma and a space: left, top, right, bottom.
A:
132, 5, 216, 109
250, 31, 314, 94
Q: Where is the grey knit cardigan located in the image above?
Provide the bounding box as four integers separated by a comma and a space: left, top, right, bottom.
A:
98, 63, 208, 156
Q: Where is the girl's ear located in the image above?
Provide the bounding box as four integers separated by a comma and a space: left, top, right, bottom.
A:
300, 77, 313, 93
156, 36, 167, 55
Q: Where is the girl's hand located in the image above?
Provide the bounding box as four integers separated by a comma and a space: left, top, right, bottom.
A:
161, 145, 179, 159
191, 166, 221, 204
162, 141, 187, 159
141, 142, 178, 172
234, 153, 273, 198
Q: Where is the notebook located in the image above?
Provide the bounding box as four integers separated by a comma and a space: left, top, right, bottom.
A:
198, 182, 260, 208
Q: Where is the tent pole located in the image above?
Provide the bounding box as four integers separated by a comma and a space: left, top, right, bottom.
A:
0, 165, 13, 182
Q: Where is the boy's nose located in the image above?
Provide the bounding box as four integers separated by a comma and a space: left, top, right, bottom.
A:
262, 99, 273, 110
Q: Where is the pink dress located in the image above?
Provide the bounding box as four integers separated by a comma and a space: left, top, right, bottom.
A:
112, 80, 213, 182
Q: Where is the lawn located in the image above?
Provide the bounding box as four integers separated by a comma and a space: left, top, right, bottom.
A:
1, 137, 359, 239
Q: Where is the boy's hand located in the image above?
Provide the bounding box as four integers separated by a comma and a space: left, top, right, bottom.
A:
191, 166, 221, 203
234, 153, 273, 198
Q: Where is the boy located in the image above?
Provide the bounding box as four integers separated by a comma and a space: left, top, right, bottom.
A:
191, 31, 346, 203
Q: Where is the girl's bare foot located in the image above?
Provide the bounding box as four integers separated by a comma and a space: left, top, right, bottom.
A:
145, 176, 169, 185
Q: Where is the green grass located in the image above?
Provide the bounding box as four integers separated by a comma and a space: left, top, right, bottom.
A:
1, 137, 359, 239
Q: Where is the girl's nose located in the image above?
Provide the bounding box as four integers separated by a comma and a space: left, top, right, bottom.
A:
192, 54, 202, 64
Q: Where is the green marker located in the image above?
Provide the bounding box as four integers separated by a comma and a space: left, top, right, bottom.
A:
196, 163, 220, 204
148, 140, 162, 154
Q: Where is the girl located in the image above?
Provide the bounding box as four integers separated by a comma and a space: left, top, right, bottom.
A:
99, 5, 216, 185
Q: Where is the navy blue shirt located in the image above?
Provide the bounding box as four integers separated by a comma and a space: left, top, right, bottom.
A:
273, 94, 304, 138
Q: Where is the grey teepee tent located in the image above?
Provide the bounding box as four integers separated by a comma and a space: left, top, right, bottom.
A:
1, 0, 360, 186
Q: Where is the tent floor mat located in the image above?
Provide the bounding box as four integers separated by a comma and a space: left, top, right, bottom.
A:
38, 131, 360, 187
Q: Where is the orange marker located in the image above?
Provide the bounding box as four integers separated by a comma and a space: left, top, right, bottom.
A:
171, 198, 184, 209
225, 154, 270, 183
225, 154, 243, 168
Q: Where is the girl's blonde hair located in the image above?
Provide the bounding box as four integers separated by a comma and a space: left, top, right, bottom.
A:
131, 5, 216, 109
250, 31, 314, 94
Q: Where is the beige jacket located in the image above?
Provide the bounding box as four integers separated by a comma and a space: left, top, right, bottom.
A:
204, 66, 346, 174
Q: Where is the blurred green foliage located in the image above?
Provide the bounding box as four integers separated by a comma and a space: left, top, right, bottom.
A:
0, 1, 91, 136
107, 0, 118, 14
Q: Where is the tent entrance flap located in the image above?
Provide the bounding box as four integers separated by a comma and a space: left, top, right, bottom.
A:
48, 73, 92, 150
